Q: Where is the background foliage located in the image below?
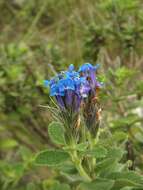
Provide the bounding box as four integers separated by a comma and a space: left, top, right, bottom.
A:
0, 0, 143, 189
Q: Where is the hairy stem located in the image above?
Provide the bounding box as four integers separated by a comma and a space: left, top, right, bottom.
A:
87, 132, 96, 178
69, 142, 91, 182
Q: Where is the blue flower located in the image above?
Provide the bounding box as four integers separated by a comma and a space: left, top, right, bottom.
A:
65, 64, 79, 79
78, 63, 100, 73
44, 64, 90, 111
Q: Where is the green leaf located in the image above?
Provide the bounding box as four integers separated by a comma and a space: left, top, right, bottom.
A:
19, 146, 33, 162
42, 180, 71, 190
111, 131, 128, 143
111, 179, 140, 190
6, 65, 23, 80
100, 0, 138, 12
120, 187, 134, 190
50, 183, 71, 190
134, 132, 143, 143
48, 122, 65, 145
136, 81, 143, 94
57, 163, 76, 175
108, 171, 143, 187
96, 158, 115, 173
106, 147, 125, 160
95, 158, 124, 176
35, 149, 70, 166
0, 139, 18, 149
1, 163, 25, 179
85, 146, 107, 158
26, 182, 38, 190
78, 179, 114, 190
110, 115, 140, 129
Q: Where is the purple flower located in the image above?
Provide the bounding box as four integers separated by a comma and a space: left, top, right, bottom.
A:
79, 63, 101, 94
78, 63, 102, 134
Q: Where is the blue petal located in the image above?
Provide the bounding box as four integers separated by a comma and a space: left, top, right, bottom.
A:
78, 63, 93, 72
44, 80, 49, 87
56, 96, 65, 108
50, 85, 58, 96
94, 64, 100, 70
60, 78, 75, 90
65, 70, 79, 79
58, 82, 65, 93
68, 64, 74, 72
79, 63, 100, 72
65, 90, 74, 106
50, 84, 64, 96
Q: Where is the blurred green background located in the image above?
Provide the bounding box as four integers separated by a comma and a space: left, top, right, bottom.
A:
0, 0, 143, 189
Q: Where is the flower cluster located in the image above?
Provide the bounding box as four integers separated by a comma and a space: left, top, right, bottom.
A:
44, 63, 101, 113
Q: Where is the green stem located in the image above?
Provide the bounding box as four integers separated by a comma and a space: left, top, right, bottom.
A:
69, 141, 91, 182
87, 132, 96, 177
75, 162, 92, 182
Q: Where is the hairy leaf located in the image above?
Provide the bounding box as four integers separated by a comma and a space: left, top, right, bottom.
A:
35, 149, 69, 166
48, 122, 65, 145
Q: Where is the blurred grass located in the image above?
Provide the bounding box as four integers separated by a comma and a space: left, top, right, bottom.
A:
0, 0, 143, 66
